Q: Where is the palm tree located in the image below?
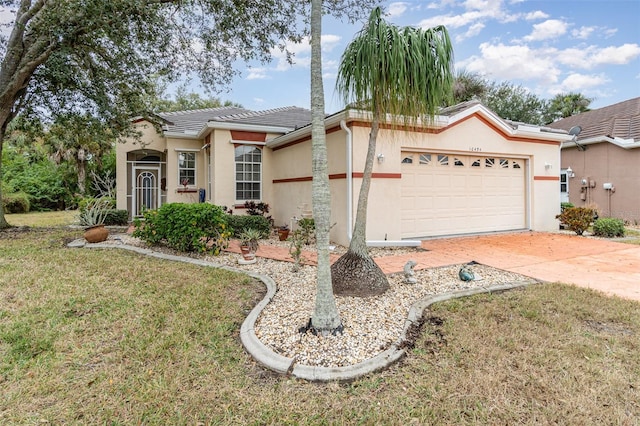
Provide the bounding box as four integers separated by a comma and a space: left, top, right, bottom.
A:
309, 0, 341, 333
332, 7, 454, 297
546, 92, 593, 123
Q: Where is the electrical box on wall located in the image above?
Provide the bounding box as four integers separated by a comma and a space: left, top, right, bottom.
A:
603, 183, 613, 190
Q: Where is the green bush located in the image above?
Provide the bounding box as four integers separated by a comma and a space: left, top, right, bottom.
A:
297, 217, 315, 244
104, 209, 129, 226
592, 218, 625, 238
2, 191, 31, 213
556, 207, 595, 236
133, 203, 231, 254
560, 202, 574, 211
226, 214, 271, 238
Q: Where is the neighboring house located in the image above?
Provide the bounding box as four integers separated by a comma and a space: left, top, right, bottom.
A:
547, 97, 640, 224
116, 101, 568, 246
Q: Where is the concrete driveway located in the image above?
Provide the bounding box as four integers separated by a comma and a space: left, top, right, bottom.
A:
374, 232, 640, 302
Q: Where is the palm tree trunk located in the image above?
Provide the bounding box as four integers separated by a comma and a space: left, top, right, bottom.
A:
331, 112, 389, 297
309, 0, 341, 333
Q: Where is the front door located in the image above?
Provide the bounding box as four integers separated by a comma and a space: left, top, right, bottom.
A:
133, 167, 161, 217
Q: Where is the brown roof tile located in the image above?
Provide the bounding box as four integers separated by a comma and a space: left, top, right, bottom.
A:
547, 97, 640, 141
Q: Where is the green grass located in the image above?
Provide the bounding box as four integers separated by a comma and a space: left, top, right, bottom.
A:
1, 228, 639, 425
4, 210, 78, 227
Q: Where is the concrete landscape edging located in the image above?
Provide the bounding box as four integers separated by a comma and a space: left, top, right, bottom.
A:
74, 239, 538, 382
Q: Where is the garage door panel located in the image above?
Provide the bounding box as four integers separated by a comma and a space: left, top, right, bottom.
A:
401, 152, 526, 238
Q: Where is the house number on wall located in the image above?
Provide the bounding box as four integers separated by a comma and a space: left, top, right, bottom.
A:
469, 147, 482, 152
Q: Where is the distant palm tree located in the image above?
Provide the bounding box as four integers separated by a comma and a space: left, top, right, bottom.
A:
332, 7, 454, 297
546, 92, 593, 123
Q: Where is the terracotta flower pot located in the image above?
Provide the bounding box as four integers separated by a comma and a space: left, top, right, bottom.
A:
84, 224, 109, 243
278, 229, 290, 241
240, 245, 256, 261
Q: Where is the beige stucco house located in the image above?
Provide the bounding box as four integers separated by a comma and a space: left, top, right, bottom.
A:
548, 97, 640, 224
116, 101, 568, 246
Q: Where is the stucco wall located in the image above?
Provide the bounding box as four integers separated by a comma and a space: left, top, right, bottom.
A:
562, 143, 640, 223
270, 115, 561, 246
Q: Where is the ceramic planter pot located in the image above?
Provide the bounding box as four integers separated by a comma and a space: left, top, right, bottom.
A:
84, 224, 109, 243
277, 229, 290, 241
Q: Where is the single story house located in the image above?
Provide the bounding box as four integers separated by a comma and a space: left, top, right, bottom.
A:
547, 97, 640, 224
116, 101, 568, 246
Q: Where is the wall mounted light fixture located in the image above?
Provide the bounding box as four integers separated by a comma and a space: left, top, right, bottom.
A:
377, 153, 385, 164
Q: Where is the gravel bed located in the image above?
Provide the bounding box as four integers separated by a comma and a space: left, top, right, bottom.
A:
116, 234, 534, 368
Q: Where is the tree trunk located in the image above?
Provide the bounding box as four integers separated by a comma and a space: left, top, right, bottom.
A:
331, 114, 389, 297
0, 126, 10, 228
77, 148, 87, 195
309, 0, 341, 333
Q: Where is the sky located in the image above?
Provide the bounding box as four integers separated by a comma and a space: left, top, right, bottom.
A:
1, 1, 639, 115
224, 0, 640, 114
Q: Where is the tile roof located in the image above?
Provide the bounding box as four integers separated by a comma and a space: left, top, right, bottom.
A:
546, 97, 640, 142
157, 106, 312, 135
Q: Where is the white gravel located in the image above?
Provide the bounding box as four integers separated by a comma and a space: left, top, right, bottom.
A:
117, 234, 534, 368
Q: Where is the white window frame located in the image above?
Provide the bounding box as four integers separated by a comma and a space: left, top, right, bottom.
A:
177, 150, 197, 186
234, 145, 262, 202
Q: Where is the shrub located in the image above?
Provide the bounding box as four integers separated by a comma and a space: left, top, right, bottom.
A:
2, 191, 31, 213
560, 202, 574, 212
592, 218, 625, 238
104, 209, 129, 226
556, 207, 594, 236
133, 203, 231, 254
226, 214, 271, 238
297, 217, 315, 244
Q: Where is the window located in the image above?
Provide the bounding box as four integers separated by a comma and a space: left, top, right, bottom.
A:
437, 154, 449, 166
471, 159, 481, 167
178, 152, 196, 185
512, 160, 521, 169
499, 159, 509, 168
401, 155, 413, 164
235, 145, 262, 200
485, 158, 495, 168
419, 154, 431, 165
454, 157, 464, 166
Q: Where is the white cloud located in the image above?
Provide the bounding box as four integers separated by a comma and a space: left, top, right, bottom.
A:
387, 2, 409, 18
559, 73, 610, 91
459, 42, 561, 84
572, 26, 596, 40
525, 11, 549, 20
523, 19, 568, 42
456, 22, 485, 42
592, 43, 640, 65
246, 68, 269, 80
557, 43, 640, 69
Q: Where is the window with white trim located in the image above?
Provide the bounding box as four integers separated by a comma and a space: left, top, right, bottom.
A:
178, 151, 196, 186
235, 145, 262, 200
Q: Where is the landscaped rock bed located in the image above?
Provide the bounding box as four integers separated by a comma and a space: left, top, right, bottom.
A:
116, 234, 536, 368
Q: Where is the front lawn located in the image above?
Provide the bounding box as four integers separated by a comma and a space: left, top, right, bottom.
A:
1, 228, 638, 424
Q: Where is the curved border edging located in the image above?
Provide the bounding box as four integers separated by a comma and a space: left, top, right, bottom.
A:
75, 240, 538, 382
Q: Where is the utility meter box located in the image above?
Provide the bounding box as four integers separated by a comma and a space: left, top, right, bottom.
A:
603, 183, 613, 190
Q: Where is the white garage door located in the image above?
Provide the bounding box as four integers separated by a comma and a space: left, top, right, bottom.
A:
401, 152, 526, 238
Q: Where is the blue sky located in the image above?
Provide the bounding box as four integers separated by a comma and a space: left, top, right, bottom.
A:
225, 0, 640, 114
2, 1, 638, 115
